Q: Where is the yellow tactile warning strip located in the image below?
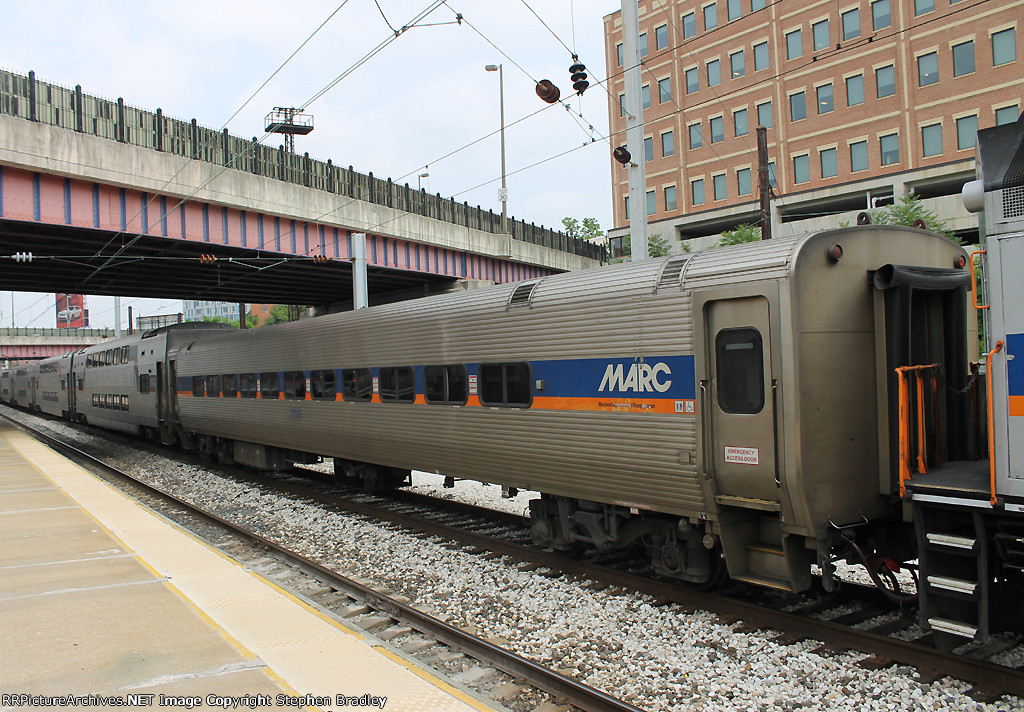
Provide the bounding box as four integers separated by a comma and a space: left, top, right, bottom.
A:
0, 423, 496, 712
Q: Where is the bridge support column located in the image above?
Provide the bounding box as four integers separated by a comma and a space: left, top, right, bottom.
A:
353, 233, 368, 310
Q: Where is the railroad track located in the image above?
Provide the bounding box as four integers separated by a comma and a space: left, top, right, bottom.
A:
1, 413, 643, 712
8, 411, 1024, 702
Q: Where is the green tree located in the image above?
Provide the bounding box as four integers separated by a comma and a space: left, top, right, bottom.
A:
871, 193, 958, 242
613, 232, 672, 261
717, 223, 761, 247
261, 304, 293, 327
561, 217, 605, 241
203, 312, 257, 329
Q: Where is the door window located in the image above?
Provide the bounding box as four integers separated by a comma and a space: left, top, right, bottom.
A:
715, 327, 765, 413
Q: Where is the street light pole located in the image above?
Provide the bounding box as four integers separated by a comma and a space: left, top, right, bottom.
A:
485, 64, 508, 234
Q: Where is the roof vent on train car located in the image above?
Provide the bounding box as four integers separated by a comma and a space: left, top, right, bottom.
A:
655, 256, 689, 292
508, 280, 542, 308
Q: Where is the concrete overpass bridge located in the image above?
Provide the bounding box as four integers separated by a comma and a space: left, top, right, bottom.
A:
0, 70, 603, 307
0, 327, 117, 360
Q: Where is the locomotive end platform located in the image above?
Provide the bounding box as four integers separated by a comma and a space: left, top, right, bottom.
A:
0, 421, 493, 712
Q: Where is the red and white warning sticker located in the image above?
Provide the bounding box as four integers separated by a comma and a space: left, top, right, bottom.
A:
724, 446, 759, 465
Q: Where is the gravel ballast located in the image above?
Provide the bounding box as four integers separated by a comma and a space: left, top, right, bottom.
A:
7, 406, 1022, 712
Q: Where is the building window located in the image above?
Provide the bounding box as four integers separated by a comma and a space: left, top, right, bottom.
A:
624, 196, 629, 219
757, 100, 773, 128
768, 161, 777, 189
658, 77, 672, 103
665, 185, 678, 211
812, 19, 829, 51
817, 83, 834, 114
710, 115, 725, 143
850, 140, 868, 171
918, 52, 938, 86
996, 105, 1020, 125
707, 59, 721, 86
704, 3, 718, 31
737, 167, 752, 195
956, 115, 978, 150
478, 363, 532, 407
424, 364, 468, 405
872, 0, 891, 30
656, 24, 669, 51
752, 0, 766, 9
619, 94, 626, 117
993, 28, 1016, 66
876, 65, 895, 97
713, 173, 728, 200
642, 85, 651, 109
731, 50, 745, 78
952, 40, 975, 76
734, 108, 749, 136
921, 123, 943, 157
689, 122, 703, 148
793, 154, 810, 183
644, 136, 654, 162
378, 366, 415, 403
616, 43, 623, 66
341, 368, 372, 401
682, 12, 697, 38
914, 0, 934, 15
842, 9, 860, 40
820, 147, 838, 178
727, 0, 742, 21
692, 178, 706, 205
786, 29, 803, 60
753, 41, 769, 71
662, 130, 675, 156
790, 91, 807, 121
646, 190, 656, 215
640, 32, 649, 57
880, 133, 900, 165
846, 74, 864, 105
686, 67, 700, 93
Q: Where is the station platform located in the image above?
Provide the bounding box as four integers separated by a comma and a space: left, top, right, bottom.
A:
0, 420, 493, 712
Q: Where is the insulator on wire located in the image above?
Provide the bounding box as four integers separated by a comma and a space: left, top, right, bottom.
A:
613, 146, 631, 165
312, 255, 330, 263
569, 62, 589, 94
197, 254, 217, 264
12, 252, 33, 262
536, 79, 561, 104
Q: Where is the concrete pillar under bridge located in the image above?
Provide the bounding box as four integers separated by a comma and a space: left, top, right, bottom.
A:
0, 111, 601, 304
0, 327, 118, 361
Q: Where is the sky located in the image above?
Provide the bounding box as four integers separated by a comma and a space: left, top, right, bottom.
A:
2, 0, 623, 328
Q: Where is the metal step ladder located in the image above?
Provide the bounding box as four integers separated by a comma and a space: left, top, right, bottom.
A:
914, 502, 989, 641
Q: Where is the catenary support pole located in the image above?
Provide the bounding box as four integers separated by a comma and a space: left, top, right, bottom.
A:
621, 0, 649, 260
757, 126, 772, 241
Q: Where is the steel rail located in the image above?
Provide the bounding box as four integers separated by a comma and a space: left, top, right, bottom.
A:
2, 414, 645, 712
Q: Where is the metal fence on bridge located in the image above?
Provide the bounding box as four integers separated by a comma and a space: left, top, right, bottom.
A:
0, 70, 606, 262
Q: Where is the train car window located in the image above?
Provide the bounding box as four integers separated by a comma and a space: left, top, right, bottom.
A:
222, 374, 239, 398
341, 368, 372, 402
310, 370, 337, 400
715, 327, 765, 414
284, 371, 306, 400
205, 375, 220, 397
192, 376, 206, 397
106, 350, 113, 365
121, 346, 130, 363
478, 363, 532, 407
92, 394, 99, 407
240, 373, 258, 398
424, 365, 468, 405
379, 367, 415, 403
121, 395, 129, 410
104, 394, 113, 409
139, 374, 150, 394
260, 372, 280, 400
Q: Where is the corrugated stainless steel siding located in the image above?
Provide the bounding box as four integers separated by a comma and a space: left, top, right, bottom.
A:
174, 257, 707, 515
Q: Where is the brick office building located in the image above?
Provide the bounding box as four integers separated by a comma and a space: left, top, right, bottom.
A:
603, 0, 1021, 251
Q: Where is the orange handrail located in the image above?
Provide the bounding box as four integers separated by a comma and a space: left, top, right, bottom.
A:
985, 340, 1004, 506
970, 250, 989, 310
895, 364, 938, 498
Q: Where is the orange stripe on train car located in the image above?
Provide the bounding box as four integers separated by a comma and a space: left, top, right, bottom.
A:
1010, 395, 1024, 417
531, 395, 694, 414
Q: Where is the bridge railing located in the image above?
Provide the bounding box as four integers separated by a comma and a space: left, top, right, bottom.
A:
0, 69, 606, 262
0, 327, 117, 339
